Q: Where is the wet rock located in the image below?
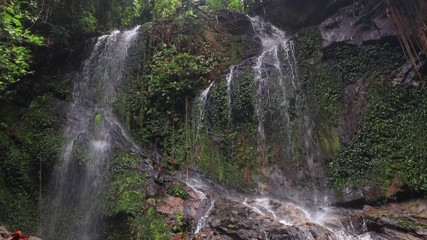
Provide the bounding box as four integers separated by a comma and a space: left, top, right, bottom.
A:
252, 0, 352, 30
157, 195, 184, 215
215, 10, 261, 59
320, 5, 396, 48
385, 176, 404, 199
143, 177, 160, 197
275, 203, 309, 226
336, 187, 365, 206
364, 199, 427, 239
391, 60, 426, 87
335, 185, 384, 205
320, 207, 368, 235
339, 74, 371, 145
216, 10, 252, 36
362, 185, 384, 202
382, 228, 423, 240
200, 197, 335, 240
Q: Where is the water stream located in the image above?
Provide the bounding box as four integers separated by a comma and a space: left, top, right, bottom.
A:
41, 26, 142, 240
195, 81, 214, 138
226, 65, 235, 126
249, 16, 327, 202
182, 174, 374, 240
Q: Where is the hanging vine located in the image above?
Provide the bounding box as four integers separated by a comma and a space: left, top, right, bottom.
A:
386, 0, 427, 77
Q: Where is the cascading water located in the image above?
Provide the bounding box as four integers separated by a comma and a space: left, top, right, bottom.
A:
181, 17, 377, 240
41, 26, 142, 240
194, 81, 214, 139
249, 16, 327, 200
182, 174, 375, 240
226, 65, 235, 126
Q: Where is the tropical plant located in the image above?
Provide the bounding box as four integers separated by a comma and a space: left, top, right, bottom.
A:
0, 0, 44, 92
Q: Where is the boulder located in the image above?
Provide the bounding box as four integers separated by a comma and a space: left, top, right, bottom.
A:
391, 60, 426, 87
252, 0, 353, 30
364, 199, 427, 239
320, 5, 396, 48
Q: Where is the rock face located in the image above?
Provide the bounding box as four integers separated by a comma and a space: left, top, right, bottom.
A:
338, 74, 371, 145
391, 60, 426, 87
320, 4, 396, 47
253, 0, 353, 30
364, 199, 427, 240
216, 10, 261, 60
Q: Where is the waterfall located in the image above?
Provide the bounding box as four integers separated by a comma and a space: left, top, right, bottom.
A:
249, 16, 327, 199
195, 82, 214, 138
41, 26, 141, 240
226, 66, 235, 126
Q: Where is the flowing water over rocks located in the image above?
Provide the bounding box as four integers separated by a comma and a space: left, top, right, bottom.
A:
180, 17, 386, 240
181, 174, 380, 240
41, 26, 147, 240
248, 16, 330, 203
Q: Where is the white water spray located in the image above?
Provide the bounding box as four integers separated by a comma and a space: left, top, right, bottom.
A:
42, 26, 142, 240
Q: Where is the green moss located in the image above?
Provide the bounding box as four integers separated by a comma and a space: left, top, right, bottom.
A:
0, 95, 64, 232
294, 26, 321, 61
103, 152, 172, 239
393, 216, 419, 230
105, 153, 146, 215
323, 43, 404, 85
319, 126, 341, 158
294, 25, 425, 193
136, 208, 172, 240
190, 69, 259, 188
94, 112, 103, 126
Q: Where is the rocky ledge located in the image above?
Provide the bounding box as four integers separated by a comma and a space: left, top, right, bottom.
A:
364, 199, 427, 240
194, 197, 334, 240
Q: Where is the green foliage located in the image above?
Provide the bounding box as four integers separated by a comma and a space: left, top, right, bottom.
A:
152, 0, 181, 19
94, 112, 103, 126
192, 72, 257, 187
147, 45, 213, 105
202, 0, 261, 13
293, 25, 426, 193
123, 42, 216, 162
135, 207, 172, 240
102, 152, 174, 240
0, 0, 44, 92
203, 0, 243, 12
294, 26, 321, 61
323, 43, 404, 85
330, 82, 427, 191
318, 126, 341, 158
109, 172, 145, 214
230, 71, 256, 124
0, 95, 63, 232
78, 10, 98, 33
167, 184, 190, 200
105, 153, 146, 215
172, 212, 184, 233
